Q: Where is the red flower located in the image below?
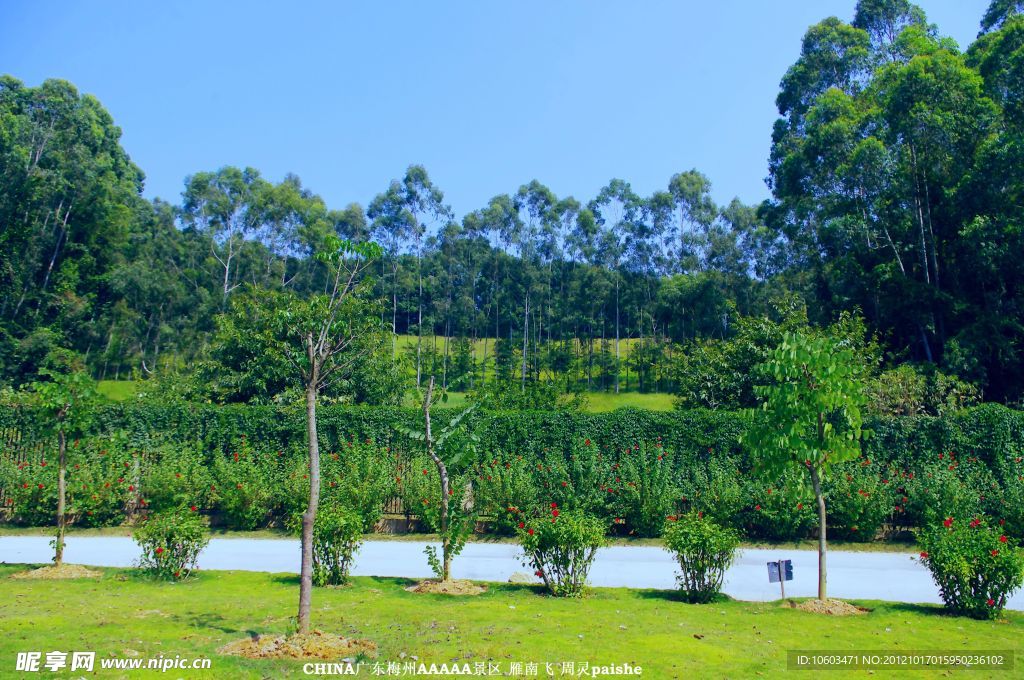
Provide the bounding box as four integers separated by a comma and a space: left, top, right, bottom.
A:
190, 505, 197, 512
939, 453, 944, 460
991, 549, 1000, 556
422, 469, 428, 475
796, 502, 803, 510
39, 461, 46, 467
551, 509, 560, 518
584, 439, 591, 447
561, 481, 568, 487
175, 473, 182, 479
1000, 535, 1008, 543
999, 519, 1006, 526
128, 485, 135, 491
755, 505, 761, 511
37, 483, 44, 489
943, 517, 954, 528
919, 551, 928, 559
447, 489, 453, 496
667, 515, 677, 522
987, 598, 996, 607
155, 547, 163, 555
969, 518, 981, 528
518, 522, 525, 529
174, 571, 181, 578
550, 502, 558, 509
22, 483, 28, 489
534, 570, 543, 577
527, 528, 534, 536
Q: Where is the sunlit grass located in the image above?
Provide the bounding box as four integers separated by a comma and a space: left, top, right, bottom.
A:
1, 565, 1019, 678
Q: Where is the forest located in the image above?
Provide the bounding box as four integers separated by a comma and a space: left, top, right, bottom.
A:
3, 0, 1024, 409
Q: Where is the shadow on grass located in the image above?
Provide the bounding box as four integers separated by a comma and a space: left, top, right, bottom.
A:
635, 588, 734, 604
179, 612, 261, 639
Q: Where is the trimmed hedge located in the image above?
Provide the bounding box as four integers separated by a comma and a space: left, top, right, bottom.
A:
3, 403, 1023, 538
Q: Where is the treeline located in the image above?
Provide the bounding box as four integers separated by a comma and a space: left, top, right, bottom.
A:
4, 0, 1024, 404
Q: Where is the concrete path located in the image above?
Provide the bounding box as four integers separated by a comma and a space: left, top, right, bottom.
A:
2, 535, 1022, 610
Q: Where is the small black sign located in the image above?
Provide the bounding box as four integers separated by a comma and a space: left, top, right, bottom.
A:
768, 559, 793, 583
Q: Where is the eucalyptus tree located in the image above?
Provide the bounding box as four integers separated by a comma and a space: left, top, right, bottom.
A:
667, 170, 717, 275
368, 166, 452, 385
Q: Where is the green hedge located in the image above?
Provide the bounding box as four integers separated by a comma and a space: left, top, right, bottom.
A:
3, 402, 1023, 474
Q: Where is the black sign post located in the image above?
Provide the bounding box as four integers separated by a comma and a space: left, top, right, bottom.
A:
767, 559, 793, 599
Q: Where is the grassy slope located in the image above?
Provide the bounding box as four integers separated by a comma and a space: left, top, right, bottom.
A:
2, 565, 1019, 679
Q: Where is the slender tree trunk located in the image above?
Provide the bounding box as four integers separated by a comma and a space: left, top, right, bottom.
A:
521, 292, 529, 389
422, 377, 451, 581
809, 465, 826, 601
297, 372, 321, 634
55, 428, 66, 566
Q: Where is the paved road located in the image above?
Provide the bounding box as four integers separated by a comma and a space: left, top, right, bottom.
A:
2, 535, 1022, 610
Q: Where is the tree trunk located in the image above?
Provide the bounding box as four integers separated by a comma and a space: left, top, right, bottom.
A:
55, 428, 66, 566
297, 376, 321, 634
809, 466, 827, 601
422, 377, 451, 581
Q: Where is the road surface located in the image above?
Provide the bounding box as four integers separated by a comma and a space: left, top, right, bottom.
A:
2, 535, 1021, 610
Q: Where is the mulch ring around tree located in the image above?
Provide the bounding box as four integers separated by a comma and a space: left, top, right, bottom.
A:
219, 631, 377, 660
787, 598, 870, 616
405, 579, 487, 596
10, 564, 102, 580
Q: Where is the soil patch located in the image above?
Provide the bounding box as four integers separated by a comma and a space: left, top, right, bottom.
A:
10, 564, 102, 580
219, 631, 376, 660
788, 598, 870, 616
405, 579, 487, 595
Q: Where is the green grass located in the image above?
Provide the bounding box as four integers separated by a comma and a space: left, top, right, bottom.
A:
582, 391, 675, 412
1, 565, 1019, 678
97, 380, 139, 401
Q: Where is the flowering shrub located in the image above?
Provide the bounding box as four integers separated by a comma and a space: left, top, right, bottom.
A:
141, 442, 213, 514
474, 453, 540, 534
318, 440, 397, 532
133, 507, 209, 580
544, 438, 613, 518
310, 504, 364, 586
69, 437, 138, 526
825, 458, 895, 541
992, 455, 1024, 542
1, 455, 57, 526
917, 518, 1024, 619
739, 470, 815, 541
609, 441, 678, 537
663, 512, 739, 603
518, 507, 606, 597
902, 453, 992, 528
678, 457, 744, 528
210, 439, 292, 529
399, 456, 477, 579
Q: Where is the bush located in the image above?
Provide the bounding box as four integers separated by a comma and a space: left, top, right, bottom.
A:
663, 512, 740, 603
825, 458, 895, 541
141, 441, 213, 514
133, 507, 209, 580
902, 453, 993, 529
209, 438, 292, 529
518, 507, 606, 597
609, 441, 677, 537
319, 440, 397, 532
917, 518, 1024, 619
739, 470, 815, 541
679, 456, 744, 528
544, 438, 613, 518
474, 453, 540, 534
310, 504, 364, 586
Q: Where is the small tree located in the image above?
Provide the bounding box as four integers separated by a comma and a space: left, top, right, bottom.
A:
743, 331, 868, 601
405, 376, 479, 582
217, 235, 382, 633
31, 367, 97, 566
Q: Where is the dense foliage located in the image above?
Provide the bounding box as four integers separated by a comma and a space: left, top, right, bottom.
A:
663, 512, 740, 603
5, 1, 1024, 406
132, 507, 209, 581
518, 507, 606, 597
917, 518, 1024, 619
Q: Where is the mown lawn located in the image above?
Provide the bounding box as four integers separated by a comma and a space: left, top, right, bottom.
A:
1, 565, 1019, 679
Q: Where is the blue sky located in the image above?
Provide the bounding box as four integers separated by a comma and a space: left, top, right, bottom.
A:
1, 1, 990, 220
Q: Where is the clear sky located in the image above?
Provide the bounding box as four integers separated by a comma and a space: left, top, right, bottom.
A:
0, 1, 990, 220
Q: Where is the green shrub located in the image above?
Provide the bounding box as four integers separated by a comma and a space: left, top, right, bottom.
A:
917, 518, 1024, 619
825, 458, 895, 541
474, 453, 540, 534
609, 441, 677, 537
679, 457, 744, 528
663, 512, 740, 603
319, 440, 396, 532
902, 453, 991, 529
544, 438, 613, 518
310, 504, 364, 586
133, 507, 209, 580
209, 439, 291, 529
739, 471, 815, 541
518, 507, 606, 597
141, 441, 213, 514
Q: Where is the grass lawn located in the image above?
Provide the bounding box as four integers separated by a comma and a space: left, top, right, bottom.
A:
1, 565, 1019, 679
